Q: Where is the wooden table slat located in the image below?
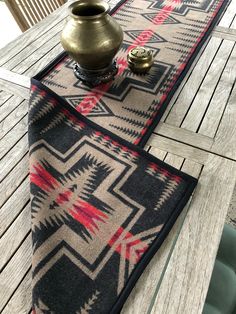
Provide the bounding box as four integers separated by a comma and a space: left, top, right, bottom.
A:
1, 270, 32, 314
0, 5, 67, 67
0, 138, 28, 183
0, 234, 31, 311
212, 78, 236, 160
155, 122, 214, 151
0, 91, 13, 106
0, 177, 29, 237
181, 39, 235, 132
150, 155, 236, 314
0, 204, 31, 271
0, 100, 28, 141
198, 42, 236, 137
165, 36, 223, 127
0, 115, 28, 159
0, 155, 29, 209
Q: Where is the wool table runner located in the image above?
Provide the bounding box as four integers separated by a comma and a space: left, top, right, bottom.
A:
30, 0, 228, 313
30, 80, 197, 313
35, 0, 229, 146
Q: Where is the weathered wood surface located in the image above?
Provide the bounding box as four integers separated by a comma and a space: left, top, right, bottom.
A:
5, 0, 66, 31
149, 152, 236, 314
0, 0, 236, 313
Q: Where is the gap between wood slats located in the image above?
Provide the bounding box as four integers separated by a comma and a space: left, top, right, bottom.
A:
0, 117, 28, 160
160, 33, 211, 123
1, 269, 32, 314
164, 3, 236, 127
0, 91, 13, 108
197, 42, 236, 137
212, 79, 236, 140
15, 35, 63, 75
164, 37, 224, 126
0, 214, 31, 272
0, 156, 29, 209
0, 149, 28, 183
0, 94, 26, 124
0, 234, 31, 311
4, 18, 65, 71
181, 40, 236, 132
0, 5, 67, 67
211, 79, 236, 160
0, 177, 29, 237
149, 157, 236, 314
180, 17, 236, 132
0, 103, 28, 142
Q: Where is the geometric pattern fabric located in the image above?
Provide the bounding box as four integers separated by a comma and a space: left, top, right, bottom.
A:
29, 80, 197, 313
30, 0, 228, 312
37, 0, 227, 146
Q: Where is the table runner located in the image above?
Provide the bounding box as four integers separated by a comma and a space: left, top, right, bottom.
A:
35, 0, 229, 146
29, 79, 197, 313
29, 0, 229, 312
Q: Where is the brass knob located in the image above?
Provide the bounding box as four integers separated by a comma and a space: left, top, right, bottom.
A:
127, 46, 154, 74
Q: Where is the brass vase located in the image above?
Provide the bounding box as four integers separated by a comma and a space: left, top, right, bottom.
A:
61, 0, 123, 86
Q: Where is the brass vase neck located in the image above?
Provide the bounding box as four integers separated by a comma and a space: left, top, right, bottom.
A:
68, 0, 110, 21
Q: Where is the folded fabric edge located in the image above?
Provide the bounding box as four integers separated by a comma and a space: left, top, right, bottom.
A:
29, 77, 198, 314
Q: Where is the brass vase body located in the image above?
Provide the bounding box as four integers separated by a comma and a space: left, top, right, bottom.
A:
61, 0, 123, 71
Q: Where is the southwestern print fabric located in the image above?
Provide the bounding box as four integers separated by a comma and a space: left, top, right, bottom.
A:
36, 0, 229, 146
29, 80, 197, 313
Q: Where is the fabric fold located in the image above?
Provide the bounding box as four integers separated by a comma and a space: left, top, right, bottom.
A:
29, 79, 197, 314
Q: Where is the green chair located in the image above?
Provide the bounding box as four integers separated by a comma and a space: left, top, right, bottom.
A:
203, 224, 236, 314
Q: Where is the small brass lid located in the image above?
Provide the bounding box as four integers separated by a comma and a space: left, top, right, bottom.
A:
127, 46, 154, 74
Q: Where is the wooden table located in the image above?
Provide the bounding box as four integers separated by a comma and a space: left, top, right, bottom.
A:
0, 0, 236, 313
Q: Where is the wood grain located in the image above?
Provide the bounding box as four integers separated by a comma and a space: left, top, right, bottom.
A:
0, 234, 31, 311
0, 4, 67, 67
165, 36, 223, 127
0, 79, 30, 99
0, 100, 28, 140
0, 177, 29, 237
0, 204, 31, 271
0, 115, 28, 159
148, 134, 208, 164
198, 43, 236, 138
4, 0, 66, 31
1, 270, 32, 314
165, 6, 236, 129
212, 79, 236, 160
0, 155, 29, 208
150, 156, 236, 314
181, 39, 235, 132
156, 122, 213, 151
0, 134, 28, 182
